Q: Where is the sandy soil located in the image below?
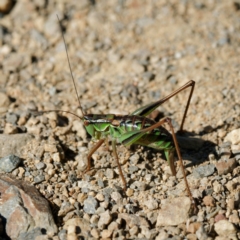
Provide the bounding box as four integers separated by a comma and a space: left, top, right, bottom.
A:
0, 0, 240, 239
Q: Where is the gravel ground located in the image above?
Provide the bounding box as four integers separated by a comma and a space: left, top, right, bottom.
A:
0, 0, 240, 239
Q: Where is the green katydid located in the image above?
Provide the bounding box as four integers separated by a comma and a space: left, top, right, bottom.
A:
39, 16, 196, 208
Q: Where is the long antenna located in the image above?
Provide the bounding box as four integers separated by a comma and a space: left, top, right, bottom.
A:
32, 109, 83, 120
57, 15, 85, 117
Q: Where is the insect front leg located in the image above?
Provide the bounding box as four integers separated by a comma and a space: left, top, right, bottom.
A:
84, 139, 105, 174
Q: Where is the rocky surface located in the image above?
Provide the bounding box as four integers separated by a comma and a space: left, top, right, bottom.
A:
0, 0, 240, 239
0, 175, 57, 239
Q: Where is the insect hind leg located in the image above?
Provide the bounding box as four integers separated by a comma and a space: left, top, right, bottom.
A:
137, 117, 196, 210
158, 80, 195, 132
132, 80, 195, 132
112, 140, 127, 191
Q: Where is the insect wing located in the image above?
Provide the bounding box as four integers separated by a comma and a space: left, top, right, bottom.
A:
131, 102, 161, 117
120, 130, 146, 146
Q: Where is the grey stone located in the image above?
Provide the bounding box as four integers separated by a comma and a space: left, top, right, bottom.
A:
33, 174, 45, 183
6, 113, 18, 124
58, 229, 67, 240
144, 198, 158, 210
83, 196, 98, 214
98, 179, 105, 188
129, 165, 139, 174
129, 153, 140, 165
147, 211, 158, 225
0, 155, 21, 173
105, 168, 114, 179
30, 29, 48, 49
35, 162, 46, 170
193, 164, 215, 178
111, 191, 122, 204
131, 181, 147, 191
68, 173, 77, 184
145, 174, 152, 182
2, 53, 26, 72
58, 202, 75, 217
125, 204, 138, 214
44, 12, 61, 37
142, 71, 155, 82
0, 175, 57, 239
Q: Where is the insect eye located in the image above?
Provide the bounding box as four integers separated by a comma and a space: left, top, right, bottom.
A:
84, 121, 89, 126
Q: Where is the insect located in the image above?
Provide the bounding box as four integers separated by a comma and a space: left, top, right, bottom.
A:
38, 17, 196, 208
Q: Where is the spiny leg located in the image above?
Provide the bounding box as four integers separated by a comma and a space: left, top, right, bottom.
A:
133, 118, 196, 209
178, 81, 195, 131
84, 139, 105, 174
165, 118, 197, 210
132, 80, 195, 132
112, 140, 127, 191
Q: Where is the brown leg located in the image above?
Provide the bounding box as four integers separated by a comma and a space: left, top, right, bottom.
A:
139, 118, 197, 210
165, 118, 197, 211
112, 140, 127, 191
158, 80, 195, 131
105, 137, 110, 151
84, 139, 105, 174
144, 80, 195, 131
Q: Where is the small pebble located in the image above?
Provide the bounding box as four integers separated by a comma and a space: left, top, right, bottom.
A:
111, 191, 122, 204
90, 228, 99, 238
34, 174, 45, 183
193, 164, 215, 178
215, 214, 227, 222
6, 113, 18, 124
126, 188, 134, 197
203, 195, 215, 207
157, 197, 191, 226
215, 158, 237, 175
187, 222, 201, 234
83, 196, 98, 214
95, 193, 105, 202
228, 211, 239, 224
144, 198, 158, 210
129, 153, 140, 165
224, 129, 240, 145
35, 162, 46, 170
4, 123, 18, 134
101, 229, 112, 238
214, 220, 237, 236
98, 210, 112, 229
105, 168, 114, 179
